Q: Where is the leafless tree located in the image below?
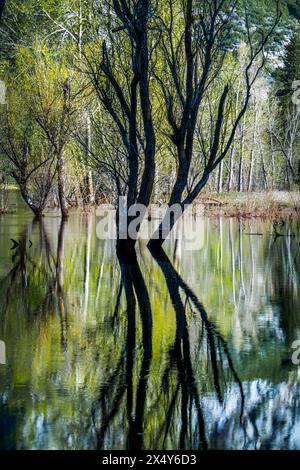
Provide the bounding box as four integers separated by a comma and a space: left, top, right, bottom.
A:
83, 0, 156, 250
148, 0, 279, 247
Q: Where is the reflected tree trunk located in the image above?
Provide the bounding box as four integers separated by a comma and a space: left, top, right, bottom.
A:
94, 247, 152, 450
83, 215, 92, 319
56, 219, 68, 350
149, 244, 245, 439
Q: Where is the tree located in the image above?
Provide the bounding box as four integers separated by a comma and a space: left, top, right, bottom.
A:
273, 30, 300, 187
26, 43, 82, 218
82, 0, 155, 251
148, 0, 279, 248
0, 74, 56, 217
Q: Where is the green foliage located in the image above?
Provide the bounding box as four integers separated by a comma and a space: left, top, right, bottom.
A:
0, 0, 298, 204
276, 29, 300, 99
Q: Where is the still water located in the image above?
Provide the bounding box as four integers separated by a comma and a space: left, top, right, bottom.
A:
0, 192, 300, 450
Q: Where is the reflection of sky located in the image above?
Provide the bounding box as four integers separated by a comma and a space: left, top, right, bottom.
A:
202, 378, 300, 449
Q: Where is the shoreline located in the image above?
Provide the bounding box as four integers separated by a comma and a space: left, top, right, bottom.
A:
1, 189, 300, 219
194, 191, 300, 219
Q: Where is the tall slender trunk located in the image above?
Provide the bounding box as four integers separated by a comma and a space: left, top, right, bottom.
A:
267, 101, 276, 189
238, 117, 245, 192
57, 149, 68, 219
85, 113, 95, 205
228, 86, 240, 192
261, 152, 268, 190
78, 3, 94, 206
257, 123, 268, 190
136, 17, 156, 208
247, 98, 257, 192
217, 160, 223, 193
56, 78, 71, 219
227, 146, 235, 192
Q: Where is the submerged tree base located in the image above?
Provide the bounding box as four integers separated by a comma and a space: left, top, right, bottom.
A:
116, 239, 138, 264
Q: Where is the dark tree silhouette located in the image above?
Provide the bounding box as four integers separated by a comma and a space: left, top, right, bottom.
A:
0, 0, 5, 21
149, 0, 280, 247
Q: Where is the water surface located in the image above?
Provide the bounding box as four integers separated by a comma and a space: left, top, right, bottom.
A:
0, 192, 300, 450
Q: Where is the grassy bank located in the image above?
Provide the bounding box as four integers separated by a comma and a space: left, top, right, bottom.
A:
196, 191, 300, 219
1, 187, 300, 219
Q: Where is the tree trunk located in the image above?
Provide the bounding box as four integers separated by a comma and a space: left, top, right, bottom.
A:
84, 113, 95, 206
227, 146, 235, 192
267, 101, 276, 189
168, 145, 191, 204
238, 118, 245, 192
19, 184, 44, 218
57, 150, 69, 219
247, 99, 257, 192
257, 123, 268, 190
217, 160, 223, 193
148, 144, 191, 248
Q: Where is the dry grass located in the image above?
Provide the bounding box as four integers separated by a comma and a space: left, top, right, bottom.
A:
196, 191, 300, 219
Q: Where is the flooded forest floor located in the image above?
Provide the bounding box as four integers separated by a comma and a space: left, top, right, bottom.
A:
195, 191, 300, 219
1, 188, 300, 220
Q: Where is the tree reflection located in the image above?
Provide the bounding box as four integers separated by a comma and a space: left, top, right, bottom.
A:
149, 244, 244, 449
90, 239, 246, 450
92, 247, 152, 450
0, 219, 68, 343
1, 217, 300, 449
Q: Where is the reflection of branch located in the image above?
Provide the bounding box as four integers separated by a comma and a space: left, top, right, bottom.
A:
273, 220, 295, 241
150, 244, 245, 441
93, 251, 153, 451
178, 272, 245, 421
112, 279, 123, 323
149, 245, 207, 449
127, 259, 152, 450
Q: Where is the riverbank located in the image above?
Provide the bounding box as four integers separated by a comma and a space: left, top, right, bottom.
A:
1, 188, 300, 219
196, 191, 300, 219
